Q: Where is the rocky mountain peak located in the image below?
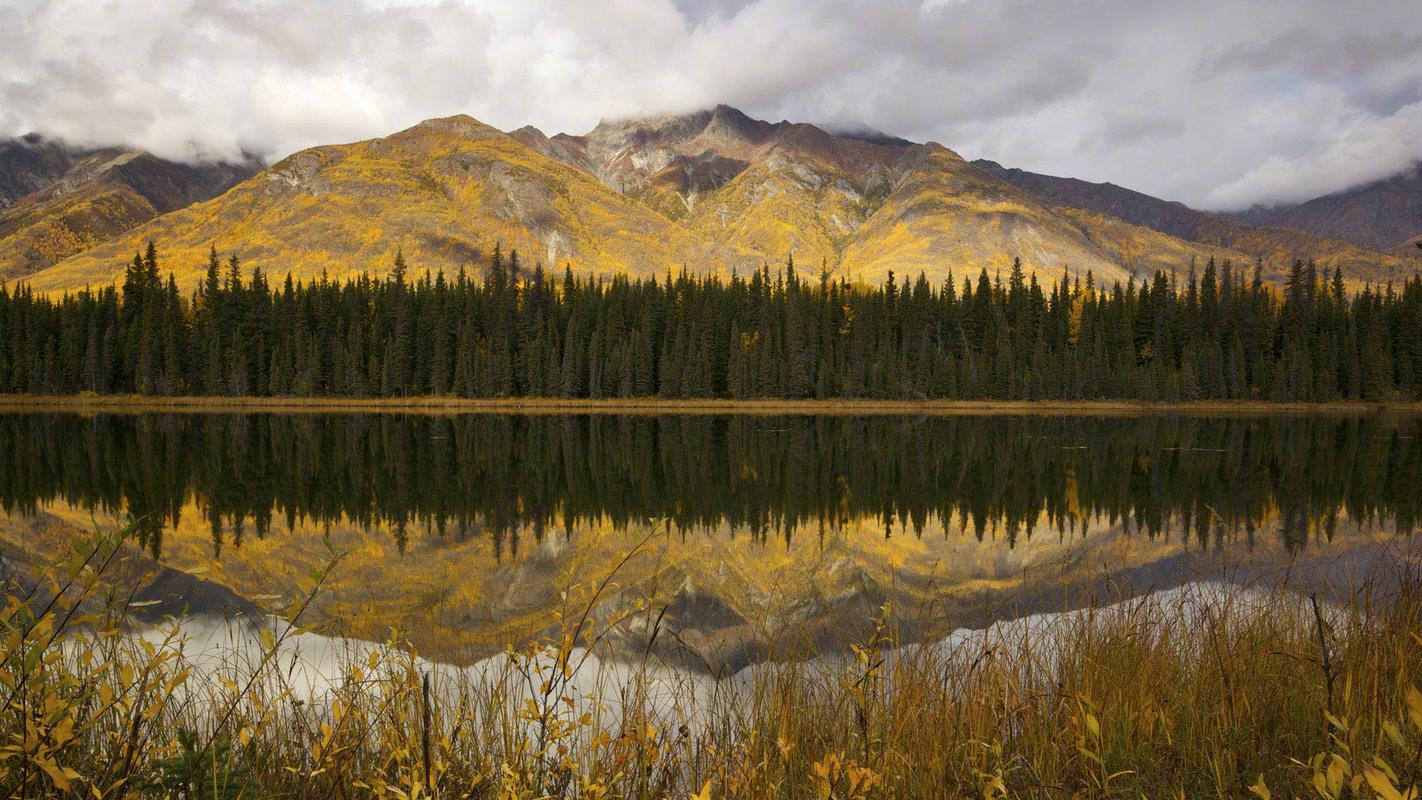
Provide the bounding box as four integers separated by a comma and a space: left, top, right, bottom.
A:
397, 114, 506, 144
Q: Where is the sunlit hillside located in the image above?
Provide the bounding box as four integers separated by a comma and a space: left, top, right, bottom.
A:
12, 107, 1415, 294
18, 116, 755, 292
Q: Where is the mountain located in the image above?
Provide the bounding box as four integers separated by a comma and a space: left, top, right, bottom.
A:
13, 107, 1416, 293
1223, 162, 1422, 253
23, 115, 750, 292
0, 136, 257, 279
0, 134, 91, 208
974, 160, 1420, 283
523, 105, 1241, 285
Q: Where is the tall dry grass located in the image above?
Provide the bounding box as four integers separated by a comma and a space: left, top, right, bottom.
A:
2, 524, 1421, 799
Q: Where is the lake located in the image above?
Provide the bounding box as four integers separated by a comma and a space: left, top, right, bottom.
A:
1, 411, 1417, 671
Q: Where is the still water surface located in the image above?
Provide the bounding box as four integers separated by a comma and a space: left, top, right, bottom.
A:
1, 412, 1417, 669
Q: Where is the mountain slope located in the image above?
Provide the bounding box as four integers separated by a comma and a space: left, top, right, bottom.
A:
614, 107, 914, 276
975, 160, 1419, 283
557, 107, 1242, 284
23, 116, 752, 292
0, 135, 96, 209
19, 108, 1415, 294
0, 146, 256, 279
1224, 162, 1422, 252
842, 147, 1246, 285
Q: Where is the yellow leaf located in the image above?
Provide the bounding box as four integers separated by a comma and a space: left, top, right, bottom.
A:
1325, 755, 1347, 799
1383, 720, 1406, 748
1247, 775, 1271, 800
1406, 686, 1422, 732
689, 779, 713, 800
37, 758, 71, 791
1085, 713, 1100, 739
1362, 764, 1404, 800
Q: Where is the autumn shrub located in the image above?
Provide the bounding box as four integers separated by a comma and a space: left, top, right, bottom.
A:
3, 525, 1421, 799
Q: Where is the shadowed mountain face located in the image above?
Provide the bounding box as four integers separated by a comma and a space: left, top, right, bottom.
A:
0, 135, 93, 209
974, 160, 1422, 283
0, 136, 257, 279
11, 108, 1417, 293
1224, 163, 1422, 253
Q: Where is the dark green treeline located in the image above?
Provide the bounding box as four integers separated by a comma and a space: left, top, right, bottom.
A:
1, 413, 1417, 559
2, 243, 1420, 400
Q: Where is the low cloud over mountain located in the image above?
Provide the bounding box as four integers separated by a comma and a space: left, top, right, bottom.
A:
1, 0, 1418, 210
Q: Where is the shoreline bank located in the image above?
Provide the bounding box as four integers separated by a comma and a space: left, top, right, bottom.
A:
1, 394, 1419, 416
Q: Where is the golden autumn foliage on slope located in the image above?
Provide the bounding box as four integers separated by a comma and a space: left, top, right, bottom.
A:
0, 147, 255, 281
11, 107, 1417, 293
20, 117, 753, 292
0, 182, 157, 275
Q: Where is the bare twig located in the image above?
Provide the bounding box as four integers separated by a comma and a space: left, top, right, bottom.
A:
1309, 593, 1334, 715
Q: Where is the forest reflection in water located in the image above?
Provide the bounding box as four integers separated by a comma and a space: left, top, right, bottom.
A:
0, 411, 1417, 666
2, 411, 1418, 555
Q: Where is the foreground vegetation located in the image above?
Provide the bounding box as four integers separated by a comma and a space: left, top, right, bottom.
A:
4, 242, 1421, 401
4, 526, 1422, 798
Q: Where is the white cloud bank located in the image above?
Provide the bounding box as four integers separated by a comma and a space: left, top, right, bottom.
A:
1, 0, 1418, 209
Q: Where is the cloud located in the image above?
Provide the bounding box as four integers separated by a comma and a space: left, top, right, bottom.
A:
1207, 101, 1422, 209
1200, 29, 1422, 83
1077, 112, 1188, 153
0, 0, 1418, 208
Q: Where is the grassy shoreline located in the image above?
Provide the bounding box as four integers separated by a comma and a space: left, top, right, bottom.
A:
2, 393, 1421, 416
4, 528, 1422, 798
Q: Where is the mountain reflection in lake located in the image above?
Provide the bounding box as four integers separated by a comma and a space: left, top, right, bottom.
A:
0, 412, 1417, 669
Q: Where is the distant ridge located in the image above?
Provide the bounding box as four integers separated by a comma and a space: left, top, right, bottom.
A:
975, 159, 1421, 282
1222, 162, 1422, 252
0, 136, 257, 279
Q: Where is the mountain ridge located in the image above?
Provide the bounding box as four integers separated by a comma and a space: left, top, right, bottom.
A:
9, 107, 1418, 293
16, 114, 755, 292
1221, 162, 1422, 252
0, 136, 258, 279
974, 159, 1421, 282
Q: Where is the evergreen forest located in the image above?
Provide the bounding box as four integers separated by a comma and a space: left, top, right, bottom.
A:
2, 243, 1420, 401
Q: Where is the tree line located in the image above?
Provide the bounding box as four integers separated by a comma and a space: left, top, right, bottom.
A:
2, 413, 1416, 559
1, 242, 1420, 401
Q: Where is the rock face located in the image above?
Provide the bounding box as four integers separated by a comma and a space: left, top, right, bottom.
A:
1223, 162, 1422, 253
0, 135, 91, 208
0, 136, 257, 279
12, 108, 1417, 292
129, 564, 265, 622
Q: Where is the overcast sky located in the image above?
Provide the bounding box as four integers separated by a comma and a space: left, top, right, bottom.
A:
1, 0, 1419, 210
